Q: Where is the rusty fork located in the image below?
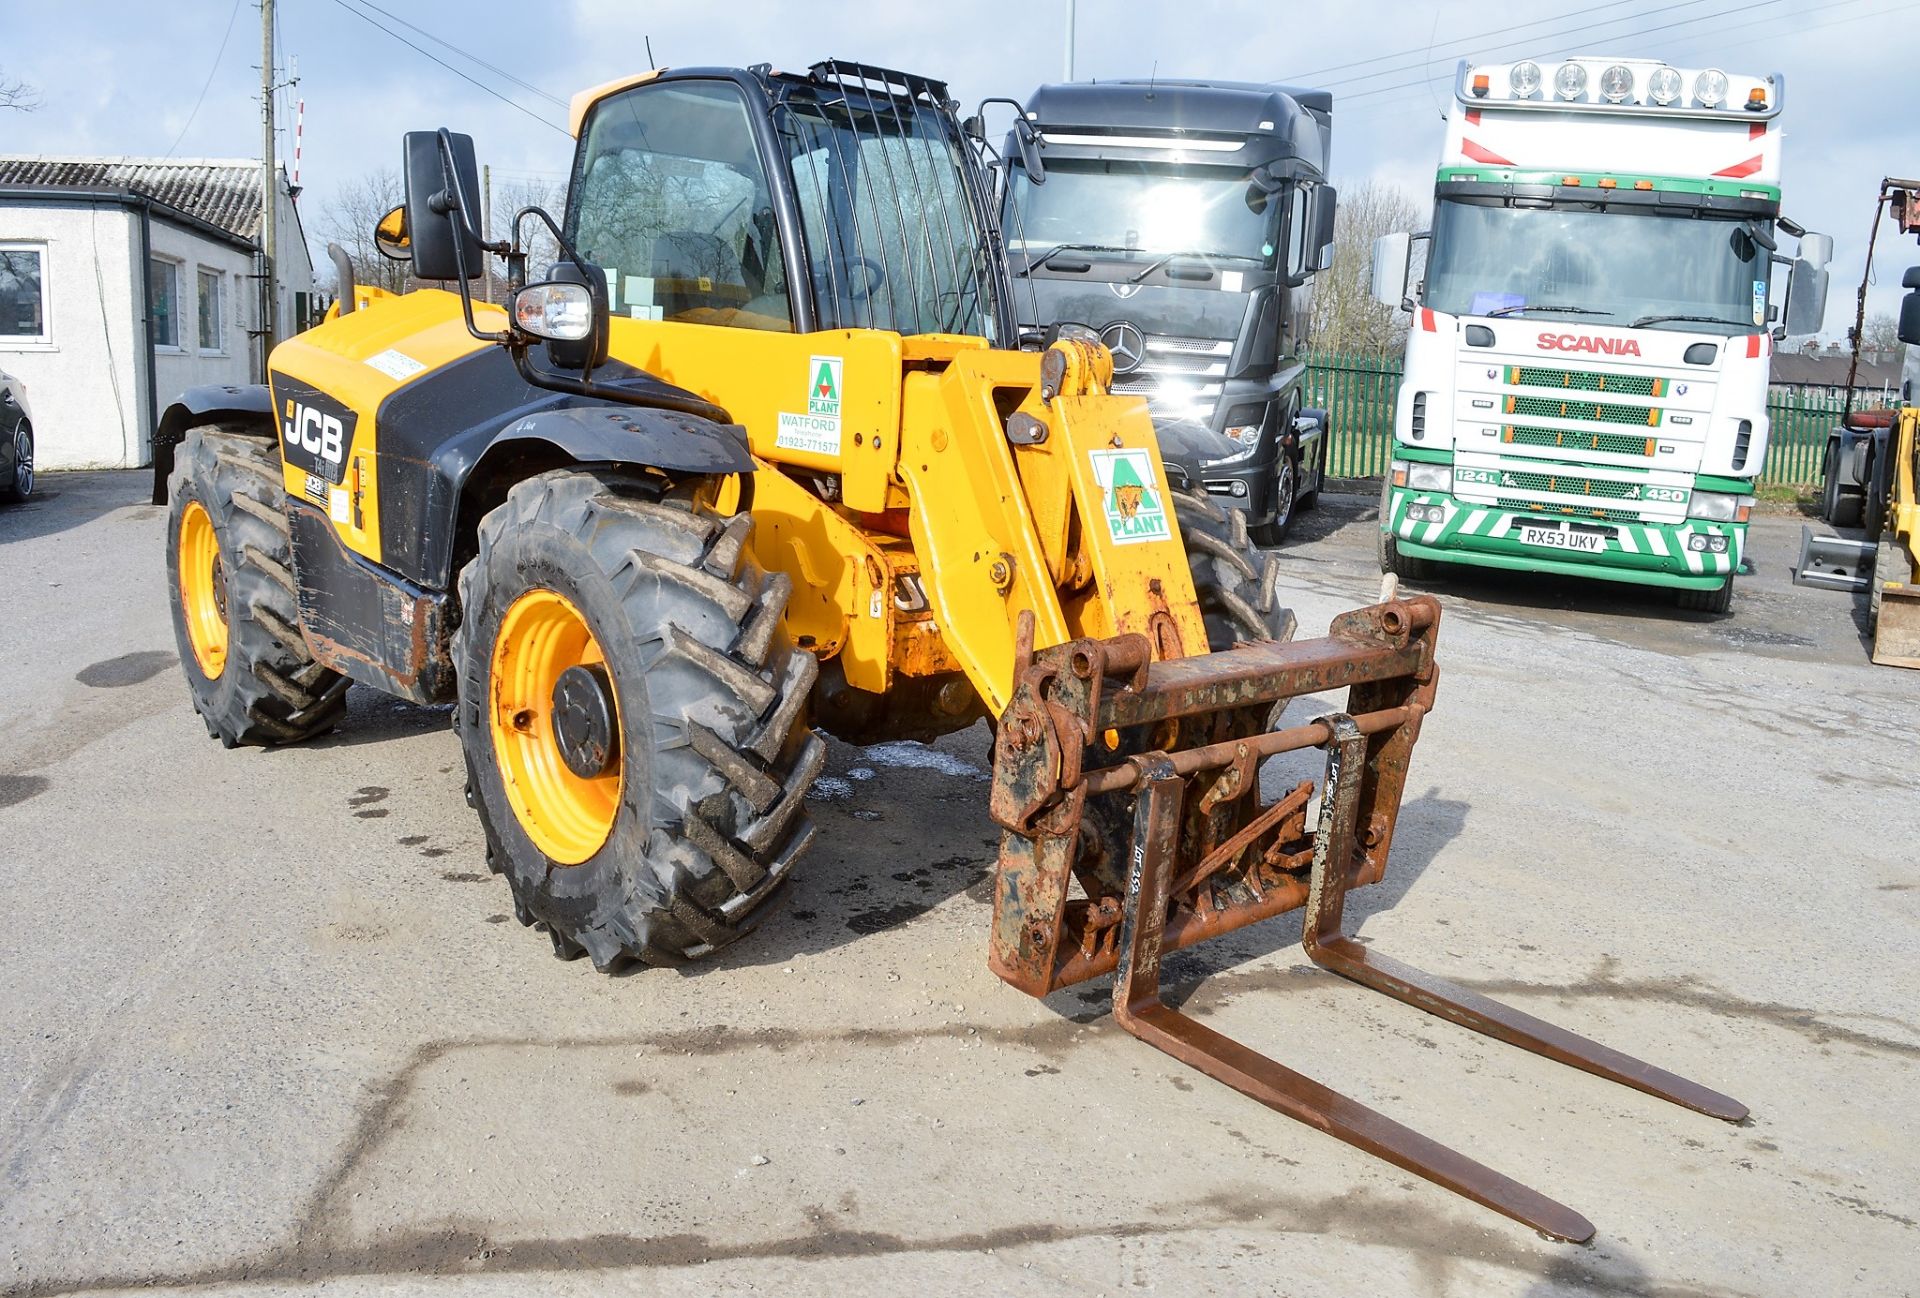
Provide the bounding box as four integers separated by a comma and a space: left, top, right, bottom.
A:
988, 597, 1748, 1242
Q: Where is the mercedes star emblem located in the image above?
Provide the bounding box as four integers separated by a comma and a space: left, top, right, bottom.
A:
1100, 321, 1146, 375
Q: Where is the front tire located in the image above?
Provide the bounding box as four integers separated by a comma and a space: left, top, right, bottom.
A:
1171, 486, 1295, 644
1677, 577, 1734, 615
1249, 454, 1299, 548
165, 426, 350, 746
1377, 475, 1438, 582
0, 423, 32, 502
453, 468, 824, 971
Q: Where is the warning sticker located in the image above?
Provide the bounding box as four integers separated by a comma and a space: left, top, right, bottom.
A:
775, 354, 845, 455
365, 348, 427, 382
1089, 447, 1172, 546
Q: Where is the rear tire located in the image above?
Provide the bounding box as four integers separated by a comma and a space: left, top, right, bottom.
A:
1870, 539, 1898, 634
1677, 577, 1734, 615
165, 426, 350, 747
454, 468, 824, 971
1171, 486, 1295, 644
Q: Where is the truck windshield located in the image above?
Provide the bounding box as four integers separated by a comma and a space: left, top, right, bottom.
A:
1005, 160, 1275, 265
780, 87, 1000, 340
1423, 198, 1772, 335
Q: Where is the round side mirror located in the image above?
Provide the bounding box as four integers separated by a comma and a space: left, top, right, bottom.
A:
374, 205, 412, 261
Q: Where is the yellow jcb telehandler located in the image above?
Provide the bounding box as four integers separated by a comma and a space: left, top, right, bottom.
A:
156, 59, 1743, 1241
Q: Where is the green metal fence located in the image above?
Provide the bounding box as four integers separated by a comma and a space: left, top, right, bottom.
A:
1301, 351, 1855, 488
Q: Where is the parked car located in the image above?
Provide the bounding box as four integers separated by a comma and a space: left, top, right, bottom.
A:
1, 367, 33, 503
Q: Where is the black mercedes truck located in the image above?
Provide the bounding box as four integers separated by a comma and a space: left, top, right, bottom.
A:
1003, 79, 1337, 544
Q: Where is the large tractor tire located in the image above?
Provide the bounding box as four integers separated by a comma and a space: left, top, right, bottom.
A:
454, 468, 824, 971
166, 426, 350, 747
1170, 487, 1296, 645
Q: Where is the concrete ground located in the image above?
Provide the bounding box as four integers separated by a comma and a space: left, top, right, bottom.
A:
2, 472, 1915, 1298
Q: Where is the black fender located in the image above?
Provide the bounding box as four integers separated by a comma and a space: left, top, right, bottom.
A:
428, 401, 756, 590
152, 383, 274, 504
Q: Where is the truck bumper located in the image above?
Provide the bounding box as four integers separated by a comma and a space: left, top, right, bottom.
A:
1385, 487, 1743, 591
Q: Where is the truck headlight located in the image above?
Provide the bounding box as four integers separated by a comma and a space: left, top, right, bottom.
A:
1554, 63, 1588, 101
1405, 463, 1452, 492
1646, 66, 1682, 105
1686, 491, 1752, 522
1693, 68, 1728, 108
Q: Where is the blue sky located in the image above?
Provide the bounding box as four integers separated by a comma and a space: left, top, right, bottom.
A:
5, 0, 1918, 332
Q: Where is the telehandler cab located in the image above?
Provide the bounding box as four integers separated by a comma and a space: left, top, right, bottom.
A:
158, 59, 1743, 1241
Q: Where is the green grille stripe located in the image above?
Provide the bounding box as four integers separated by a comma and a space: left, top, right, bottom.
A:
1505, 394, 1661, 426
1503, 426, 1656, 457
1504, 365, 1667, 397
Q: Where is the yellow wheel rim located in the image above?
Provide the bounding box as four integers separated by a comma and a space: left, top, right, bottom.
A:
489, 589, 623, 865
178, 499, 229, 680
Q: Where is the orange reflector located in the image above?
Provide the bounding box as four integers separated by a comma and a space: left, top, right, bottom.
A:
1634, 180, 1654, 190
1736, 506, 1751, 523
1392, 469, 1407, 487
1645, 438, 1657, 456
1563, 176, 1582, 186
1598, 178, 1618, 189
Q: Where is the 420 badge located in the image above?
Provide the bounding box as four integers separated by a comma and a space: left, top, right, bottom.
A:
1089, 447, 1172, 545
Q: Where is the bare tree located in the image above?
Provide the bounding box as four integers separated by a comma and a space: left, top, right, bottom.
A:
1859, 311, 1903, 360
318, 167, 410, 295
490, 174, 566, 276
1, 69, 40, 111
1307, 179, 1427, 357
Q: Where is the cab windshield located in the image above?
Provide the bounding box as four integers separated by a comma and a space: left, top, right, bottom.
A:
1004, 160, 1276, 265
1423, 197, 1773, 335
779, 85, 1000, 339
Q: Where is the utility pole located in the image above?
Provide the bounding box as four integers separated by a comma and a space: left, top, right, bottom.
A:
1064, 0, 1076, 81
260, 0, 277, 370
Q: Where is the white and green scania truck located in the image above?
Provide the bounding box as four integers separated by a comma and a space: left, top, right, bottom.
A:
1370, 57, 1832, 611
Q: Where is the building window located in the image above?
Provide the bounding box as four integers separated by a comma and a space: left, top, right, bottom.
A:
150, 258, 180, 349
0, 245, 47, 342
197, 268, 225, 352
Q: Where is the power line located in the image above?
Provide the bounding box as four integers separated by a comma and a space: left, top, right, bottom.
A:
342, 0, 566, 107
322, 0, 567, 134
1284, 0, 1720, 88
161, 0, 245, 160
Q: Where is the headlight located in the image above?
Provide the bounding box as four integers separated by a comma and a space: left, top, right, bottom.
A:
1686, 491, 1751, 522
1406, 463, 1452, 492
1693, 68, 1728, 107
513, 282, 594, 341
1599, 65, 1635, 103
1509, 61, 1542, 97
1553, 63, 1589, 101
1646, 66, 1682, 105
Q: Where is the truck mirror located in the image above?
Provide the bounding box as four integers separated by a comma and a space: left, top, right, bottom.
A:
1798, 231, 1834, 268
1783, 259, 1829, 338
1371, 232, 1411, 309
373, 205, 411, 260
962, 113, 986, 142
403, 129, 484, 281
1901, 265, 1920, 290
1012, 123, 1046, 185
1314, 186, 1339, 272
1899, 289, 1920, 346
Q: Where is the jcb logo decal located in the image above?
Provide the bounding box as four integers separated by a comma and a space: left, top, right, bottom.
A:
273, 379, 358, 485
284, 399, 345, 465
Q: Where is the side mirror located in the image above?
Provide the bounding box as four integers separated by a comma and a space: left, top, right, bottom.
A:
1798, 230, 1834, 268
1899, 287, 1920, 347
1371, 231, 1411, 309
529, 260, 611, 370
374, 205, 411, 260
403, 129, 484, 281
1313, 185, 1339, 272
962, 113, 985, 142
1783, 259, 1829, 338
1011, 123, 1046, 186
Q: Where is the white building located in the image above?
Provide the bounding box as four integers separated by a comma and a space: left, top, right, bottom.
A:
0, 158, 314, 470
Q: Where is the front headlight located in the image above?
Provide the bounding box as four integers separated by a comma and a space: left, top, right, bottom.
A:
513, 282, 594, 341
1207, 422, 1261, 465
1686, 491, 1752, 522
1406, 463, 1452, 492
